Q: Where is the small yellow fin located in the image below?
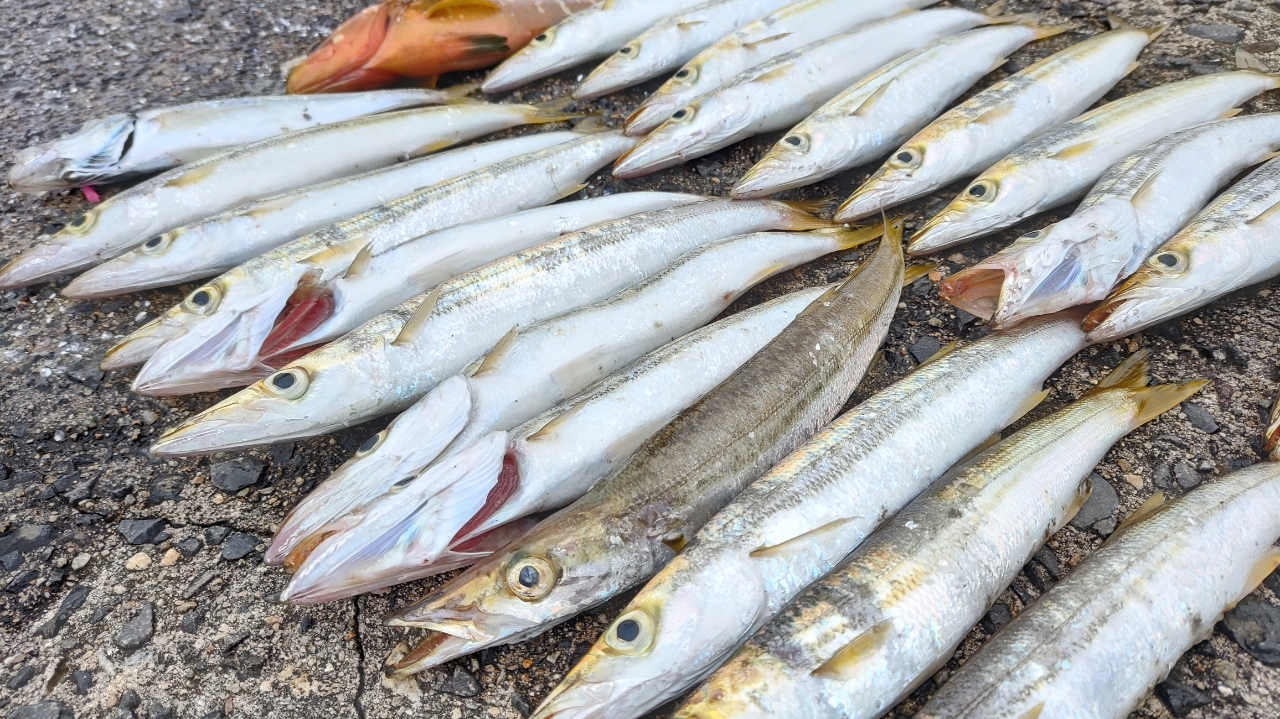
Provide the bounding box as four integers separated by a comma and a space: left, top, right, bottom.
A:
1115, 492, 1166, 535
918, 341, 960, 368
527, 97, 583, 125
473, 326, 520, 376
426, 0, 501, 21
1243, 547, 1280, 597
392, 286, 443, 348
902, 263, 935, 287
1122, 61, 1141, 78
983, 1, 1008, 17
1050, 140, 1097, 161
1010, 388, 1051, 423
301, 235, 368, 268
661, 532, 686, 553
851, 80, 894, 117
442, 82, 481, 102
1065, 476, 1094, 524
973, 101, 1017, 126
1265, 391, 1280, 458
1108, 14, 1168, 41
555, 182, 589, 201
750, 518, 857, 559
741, 32, 792, 50
1128, 170, 1164, 210
1019, 703, 1045, 719
778, 199, 836, 230
526, 402, 585, 442
1029, 22, 1077, 41
1237, 48, 1272, 73
750, 63, 795, 85
955, 431, 1003, 467
164, 161, 219, 189
572, 112, 610, 134
818, 224, 887, 252
343, 242, 375, 280
1222, 108, 1245, 120
1084, 349, 1151, 397
677, 20, 707, 30
813, 621, 893, 680
1247, 198, 1280, 226
1132, 379, 1208, 426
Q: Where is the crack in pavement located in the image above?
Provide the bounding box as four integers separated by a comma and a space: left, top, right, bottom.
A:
352, 596, 368, 719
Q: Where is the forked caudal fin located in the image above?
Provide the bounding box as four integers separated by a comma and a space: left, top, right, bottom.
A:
1108, 13, 1169, 40
1265, 390, 1280, 459
1084, 349, 1208, 427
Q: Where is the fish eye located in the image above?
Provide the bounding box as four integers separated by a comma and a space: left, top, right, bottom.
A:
604, 609, 655, 654
1023, 230, 1042, 239
356, 430, 386, 456
674, 66, 698, 83
66, 210, 96, 234
141, 233, 172, 255
966, 180, 998, 202
506, 556, 557, 601
265, 368, 310, 400
781, 133, 810, 153
1148, 250, 1187, 273
619, 43, 636, 56
891, 147, 922, 169
183, 285, 221, 315
671, 106, 696, 123
533, 28, 555, 45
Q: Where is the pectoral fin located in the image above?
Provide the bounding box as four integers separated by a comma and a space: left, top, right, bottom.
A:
751, 518, 858, 558
813, 621, 892, 680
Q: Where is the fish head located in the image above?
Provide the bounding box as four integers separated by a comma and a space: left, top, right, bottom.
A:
732, 123, 847, 199
614, 96, 748, 178
481, 14, 593, 94
101, 305, 198, 371
624, 64, 704, 136
286, 3, 396, 93
149, 340, 386, 455
836, 137, 973, 222
0, 211, 111, 290
671, 646, 797, 719
63, 229, 190, 298
8, 114, 134, 191
266, 375, 474, 565
1082, 233, 1225, 342
531, 552, 765, 719
907, 168, 1042, 256
575, 34, 671, 100
386, 505, 659, 671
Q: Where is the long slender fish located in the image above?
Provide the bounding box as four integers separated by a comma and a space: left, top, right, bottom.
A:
614, 9, 997, 178
907, 68, 1280, 255
916, 405, 1280, 719
266, 283, 831, 570
281, 231, 870, 603
380, 222, 905, 675
573, 0, 794, 100
624, 0, 942, 136
1082, 154, 1280, 342
673, 352, 1203, 719
0, 99, 577, 290
731, 23, 1070, 199
533, 314, 1090, 719
115, 131, 645, 391
835, 24, 1156, 222
148, 199, 831, 455
8, 88, 466, 192
942, 113, 1280, 328
62, 131, 586, 298
482, 0, 708, 93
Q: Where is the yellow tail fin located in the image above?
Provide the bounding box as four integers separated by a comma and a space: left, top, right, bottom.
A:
902, 263, 934, 286
815, 223, 888, 252
777, 199, 836, 230
1108, 14, 1168, 41
443, 82, 481, 101
1083, 349, 1151, 397
1132, 379, 1208, 426
1264, 390, 1280, 459
527, 97, 584, 124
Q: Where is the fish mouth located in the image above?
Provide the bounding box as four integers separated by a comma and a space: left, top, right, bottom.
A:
389, 630, 486, 675
1079, 297, 1124, 337
101, 317, 185, 371
531, 674, 643, 719
285, 3, 390, 94
907, 208, 1002, 256
729, 158, 806, 200
574, 62, 637, 101
62, 258, 161, 298
938, 266, 1006, 321
624, 101, 677, 137
7, 148, 71, 193
835, 173, 911, 223
0, 241, 95, 290
149, 389, 282, 457
613, 136, 687, 179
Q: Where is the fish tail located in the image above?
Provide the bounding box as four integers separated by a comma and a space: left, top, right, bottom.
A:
1089, 349, 1208, 426
572, 112, 612, 134
1264, 391, 1280, 459
986, 10, 1080, 38
777, 199, 836, 230
1084, 349, 1152, 397
1108, 14, 1169, 41
1132, 379, 1208, 428
814, 223, 888, 252
525, 97, 585, 125
443, 82, 481, 101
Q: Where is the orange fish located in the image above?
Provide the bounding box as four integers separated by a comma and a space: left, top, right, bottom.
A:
288, 0, 598, 94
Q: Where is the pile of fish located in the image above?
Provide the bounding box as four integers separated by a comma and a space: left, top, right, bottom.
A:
8, 0, 1280, 716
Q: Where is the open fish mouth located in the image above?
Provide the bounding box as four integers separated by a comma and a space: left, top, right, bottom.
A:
0, 241, 97, 291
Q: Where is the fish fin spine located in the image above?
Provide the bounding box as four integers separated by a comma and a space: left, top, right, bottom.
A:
1236, 48, 1273, 73
1241, 547, 1280, 600
741, 32, 792, 50
443, 82, 480, 101
1128, 169, 1164, 210
973, 101, 1016, 126
750, 518, 856, 558
1113, 491, 1166, 536
1265, 391, 1280, 458
1246, 197, 1280, 225
813, 621, 893, 679
918, 341, 961, 369
821, 224, 889, 253
392, 285, 443, 348
851, 80, 895, 117
474, 326, 520, 376
902, 262, 935, 287
527, 97, 584, 125
572, 112, 611, 134
344, 242, 375, 279
1050, 140, 1098, 161
1108, 14, 1168, 41
1010, 388, 1051, 422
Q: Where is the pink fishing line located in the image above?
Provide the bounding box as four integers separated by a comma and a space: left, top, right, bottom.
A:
81, 186, 101, 203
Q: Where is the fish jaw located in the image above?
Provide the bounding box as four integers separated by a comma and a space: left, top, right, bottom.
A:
614, 99, 747, 179
286, 4, 391, 94
101, 311, 193, 371
731, 127, 843, 199
907, 172, 1042, 256
1082, 241, 1218, 343
265, 375, 474, 565
8, 114, 134, 192
62, 233, 187, 298
0, 237, 100, 290
575, 37, 666, 100
387, 506, 658, 667
481, 15, 598, 94
625, 86, 689, 137
835, 142, 971, 223
672, 646, 799, 719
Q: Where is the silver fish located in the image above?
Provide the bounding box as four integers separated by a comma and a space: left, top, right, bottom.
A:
482, 0, 708, 93
116, 131, 645, 391
378, 221, 904, 676
731, 22, 1071, 199
573, 0, 794, 100
0, 98, 577, 290
147, 198, 831, 455
1082, 154, 1280, 342
280, 230, 869, 603
62, 131, 583, 298
7, 87, 466, 192
941, 113, 1280, 328
673, 352, 1203, 719
907, 69, 1280, 255
834, 24, 1158, 221
614, 8, 994, 178
532, 314, 1090, 719
624, 0, 942, 136
916, 416, 1280, 719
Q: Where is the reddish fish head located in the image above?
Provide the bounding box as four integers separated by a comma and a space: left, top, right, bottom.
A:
287, 3, 398, 94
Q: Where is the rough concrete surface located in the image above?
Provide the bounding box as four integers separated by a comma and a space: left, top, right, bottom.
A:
1, 0, 1279, 717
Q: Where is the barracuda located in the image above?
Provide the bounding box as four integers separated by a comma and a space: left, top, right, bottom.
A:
731, 22, 1072, 199
1082, 154, 1280, 342
266, 283, 831, 570
941, 113, 1280, 328
62, 131, 585, 298
113, 130, 644, 390
481, 0, 708, 93
146, 198, 832, 455
915, 393, 1280, 719
670, 351, 1202, 719
280, 230, 875, 603
573, 0, 794, 100
623, 0, 942, 136
834, 23, 1157, 222
379, 221, 904, 676
614, 8, 999, 179
532, 313, 1090, 719
7, 87, 462, 192
907, 67, 1280, 255
0, 97, 577, 290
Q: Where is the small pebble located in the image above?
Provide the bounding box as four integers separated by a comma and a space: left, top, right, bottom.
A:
70, 553, 90, 571
125, 552, 152, 571
159, 549, 181, 567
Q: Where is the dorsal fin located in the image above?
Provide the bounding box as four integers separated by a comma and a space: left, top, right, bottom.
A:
1010, 389, 1051, 423
973, 101, 1016, 126
813, 621, 893, 679
1242, 547, 1280, 598
1237, 48, 1271, 73
1019, 704, 1045, 719
902, 263, 935, 287
392, 286, 443, 348
526, 402, 585, 442
1265, 390, 1280, 459
473, 326, 521, 376
851, 80, 895, 117
1108, 14, 1168, 41
343, 242, 375, 279
301, 235, 368, 268
1113, 492, 1166, 536
1247, 198, 1280, 226
1050, 140, 1097, 161
426, 0, 501, 21
677, 20, 707, 30
1128, 170, 1164, 210
917, 341, 959, 368
164, 161, 219, 189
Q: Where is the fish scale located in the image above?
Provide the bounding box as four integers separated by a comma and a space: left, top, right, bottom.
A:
378, 221, 904, 677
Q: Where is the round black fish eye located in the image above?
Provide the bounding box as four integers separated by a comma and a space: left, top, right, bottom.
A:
518, 565, 540, 588
1156, 253, 1178, 267
969, 185, 987, 198
191, 290, 211, 307
535, 33, 548, 42
71, 215, 90, 228
272, 373, 296, 390
1025, 230, 1041, 239
896, 151, 913, 163
615, 619, 640, 642
785, 136, 803, 147
673, 109, 687, 120
359, 434, 380, 453
145, 236, 163, 248
620, 46, 633, 54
